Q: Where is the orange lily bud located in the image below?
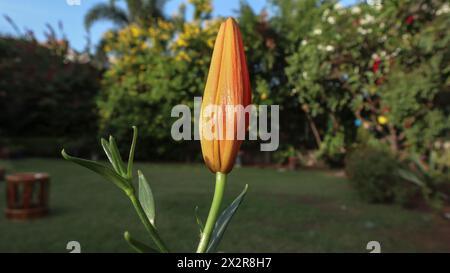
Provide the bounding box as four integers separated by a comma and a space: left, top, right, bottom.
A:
199, 17, 251, 174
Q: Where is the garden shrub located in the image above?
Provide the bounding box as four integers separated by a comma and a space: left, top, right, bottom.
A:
2, 0, 446, 170
279, 0, 450, 174
0, 36, 100, 157
399, 154, 450, 210
318, 129, 346, 167
345, 145, 419, 205
97, 3, 216, 160
97, 0, 297, 160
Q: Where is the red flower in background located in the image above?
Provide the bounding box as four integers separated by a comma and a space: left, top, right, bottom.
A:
373, 58, 381, 73
405, 15, 415, 25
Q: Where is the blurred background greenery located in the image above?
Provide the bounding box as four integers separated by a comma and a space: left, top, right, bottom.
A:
1, 158, 450, 252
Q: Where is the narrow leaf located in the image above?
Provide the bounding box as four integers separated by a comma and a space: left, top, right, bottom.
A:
398, 169, 425, 187
109, 135, 127, 176
124, 231, 158, 253
127, 126, 138, 178
195, 206, 204, 237
138, 170, 155, 225
207, 184, 248, 253
101, 138, 119, 173
61, 149, 130, 191
410, 155, 429, 177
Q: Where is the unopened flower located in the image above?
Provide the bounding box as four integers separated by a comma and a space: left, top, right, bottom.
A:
199, 18, 252, 174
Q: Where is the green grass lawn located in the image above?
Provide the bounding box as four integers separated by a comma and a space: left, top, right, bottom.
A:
0, 158, 449, 253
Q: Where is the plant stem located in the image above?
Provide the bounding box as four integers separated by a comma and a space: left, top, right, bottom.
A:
196, 172, 227, 253
128, 192, 169, 253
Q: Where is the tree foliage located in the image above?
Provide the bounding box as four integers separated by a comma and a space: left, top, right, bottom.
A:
275, 0, 449, 170
0, 35, 100, 156
98, 0, 218, 159
84, 0, 168, 30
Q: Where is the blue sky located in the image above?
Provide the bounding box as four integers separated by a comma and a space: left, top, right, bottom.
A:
0, 0, 356, 51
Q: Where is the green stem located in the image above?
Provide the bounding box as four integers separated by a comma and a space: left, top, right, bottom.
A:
196, 172, 227, 253
128, 192, 169, 253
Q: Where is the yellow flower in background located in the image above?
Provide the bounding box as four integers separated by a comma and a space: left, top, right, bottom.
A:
206, 37, 215, 48
103, 44, 112, 53
140, 42, 148, 50
129, 24, 142, 38
377, 115, 388, 125
157, 19, 174, 31
176, 51, 191, 62
176, 38, 189, 48
184, 23, 201, 38
189, 0, 213, 15
159, 33, 170, 41
148, 27, 158, 37
104, 31, 115, 40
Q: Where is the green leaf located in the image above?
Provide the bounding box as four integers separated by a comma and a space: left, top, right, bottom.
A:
138, 170, 155, 225
61, 149, 130, 192
398, 169, 425, 187
411, 156, 431, 179
195, 206, 204, 237
124, 231, 158, 253
206, 184, 248, 253
101, 138, 121, 174
109, 135, 127, 176
127, 126, 138, 178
